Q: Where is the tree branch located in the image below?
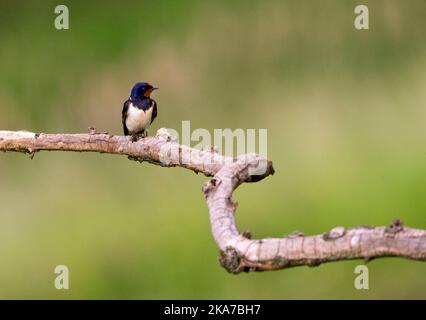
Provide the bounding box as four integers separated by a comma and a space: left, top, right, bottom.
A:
1, 129, 425, 273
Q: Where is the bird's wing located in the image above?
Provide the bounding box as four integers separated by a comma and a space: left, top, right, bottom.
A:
151, 100, 157, 124
122, 100, 131, 135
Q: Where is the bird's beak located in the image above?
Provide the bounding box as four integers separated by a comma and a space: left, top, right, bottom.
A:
152, 87, 159, 91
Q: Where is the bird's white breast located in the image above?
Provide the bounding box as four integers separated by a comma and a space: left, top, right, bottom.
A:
126, 102, 153, 133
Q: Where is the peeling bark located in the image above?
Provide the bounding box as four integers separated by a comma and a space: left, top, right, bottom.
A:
1, 129, 425, 273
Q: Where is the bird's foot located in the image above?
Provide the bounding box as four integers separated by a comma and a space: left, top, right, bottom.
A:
130, 134, 139, 142
130, 132, 147, 142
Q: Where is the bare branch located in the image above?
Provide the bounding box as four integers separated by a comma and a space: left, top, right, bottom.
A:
1, 129, 425, 273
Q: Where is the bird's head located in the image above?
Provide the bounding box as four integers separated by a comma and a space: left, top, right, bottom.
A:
130, 82, 158, 100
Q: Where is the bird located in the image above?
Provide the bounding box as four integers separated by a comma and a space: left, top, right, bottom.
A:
122, 82, 158, 140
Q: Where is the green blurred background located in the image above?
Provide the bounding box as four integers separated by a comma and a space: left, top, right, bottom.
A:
0, 0, 425, 299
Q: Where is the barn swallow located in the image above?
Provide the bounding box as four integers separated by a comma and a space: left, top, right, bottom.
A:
122, 82, 158, 140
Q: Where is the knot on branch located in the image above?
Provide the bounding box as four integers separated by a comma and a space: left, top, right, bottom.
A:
236, 154, 275, 183
219, 247, 242, 274
385, 219, 404, 235
202, 177, 221, 196
156, 128, 177, 142
241, 230, 252, 239
323, 226, 346, 241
